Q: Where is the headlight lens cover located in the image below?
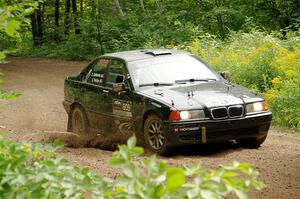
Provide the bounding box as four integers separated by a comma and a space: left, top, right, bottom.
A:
180, 110, 206, 120
169, 110, 206, 121
180, 111, 191, 120
246, 101, 268, 114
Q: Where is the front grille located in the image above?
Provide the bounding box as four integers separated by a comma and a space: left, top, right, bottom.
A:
210, 105, 244, 120
228, 105, 243, 117
211, 107, 228, 119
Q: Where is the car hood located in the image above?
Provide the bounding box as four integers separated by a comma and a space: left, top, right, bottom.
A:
137, 81, 262, 110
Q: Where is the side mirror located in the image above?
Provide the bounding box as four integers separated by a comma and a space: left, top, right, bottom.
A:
112, 83, 126, 93
220, 71, 230, 82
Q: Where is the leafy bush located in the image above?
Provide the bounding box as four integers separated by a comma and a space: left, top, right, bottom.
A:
188, 30, 300, 130
0, 0, 37, 62
18, 36, 104, 61
0, 136, 106, 198
188, 31, 280, 93
109, 137, 265, 198
265, 42, 300, 129
0, 136, 265, 198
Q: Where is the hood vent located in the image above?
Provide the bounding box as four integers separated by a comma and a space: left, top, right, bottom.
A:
143, 50, 172, 56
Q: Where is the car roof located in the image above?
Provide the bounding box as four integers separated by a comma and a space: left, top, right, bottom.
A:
104, 49, 191, 62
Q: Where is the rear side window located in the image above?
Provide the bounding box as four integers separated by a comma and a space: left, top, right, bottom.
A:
86, 58, 109, 85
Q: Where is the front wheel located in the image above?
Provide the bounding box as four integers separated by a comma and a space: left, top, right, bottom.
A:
143, 115, 171, 155
237, 134, 268, 148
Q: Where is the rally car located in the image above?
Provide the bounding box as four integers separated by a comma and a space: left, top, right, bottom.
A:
63, 49, 272, 155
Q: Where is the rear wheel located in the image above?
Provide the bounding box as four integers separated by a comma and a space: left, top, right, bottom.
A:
69, 106, 89, 147
237, 134, 267, 148
143, 115, 171, 155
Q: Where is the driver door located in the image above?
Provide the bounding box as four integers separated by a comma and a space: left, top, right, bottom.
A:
104, 58, 135, 142
83, 58, 111, 134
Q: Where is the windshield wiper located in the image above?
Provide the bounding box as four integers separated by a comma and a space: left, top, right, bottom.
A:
139, 82, 174, 87
175, 78, 216, 83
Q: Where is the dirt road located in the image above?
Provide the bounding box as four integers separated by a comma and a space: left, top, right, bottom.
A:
1, 57, 300, 198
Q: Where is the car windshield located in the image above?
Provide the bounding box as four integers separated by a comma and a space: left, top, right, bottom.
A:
128, 55, 221, 89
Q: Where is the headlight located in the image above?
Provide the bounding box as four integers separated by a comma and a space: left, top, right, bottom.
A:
180, 111, 191, 120
169, 110, 206, 121
180, 110, 206, 120
246, 101, 268, 114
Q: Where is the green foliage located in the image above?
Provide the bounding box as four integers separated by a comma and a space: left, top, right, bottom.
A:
189, 31, 278, 93
0, 91, 21, 100
112, 137, 265, 198
188, 30, 300, 130
0, 136, 265, 198
268, 78, 300, 129
0, 136, 107, 198
19, 35, 107, 60
0, 0, 37, 62
264, 40, 300, 129
13, 0, 300, 65
0, 0, 37, 99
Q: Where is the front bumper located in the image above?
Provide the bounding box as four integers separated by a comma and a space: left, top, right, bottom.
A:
164, 111, 272, 146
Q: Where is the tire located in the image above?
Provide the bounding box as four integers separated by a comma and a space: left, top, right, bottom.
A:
143, 114, 171, 155
237, 134, 268, 149
69, 106, 90, 147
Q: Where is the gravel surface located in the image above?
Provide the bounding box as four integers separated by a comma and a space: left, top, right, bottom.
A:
1, 57, 300, 198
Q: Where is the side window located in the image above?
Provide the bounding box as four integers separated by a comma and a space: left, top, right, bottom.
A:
106, 59, 127, 88
86, 58, 109, 85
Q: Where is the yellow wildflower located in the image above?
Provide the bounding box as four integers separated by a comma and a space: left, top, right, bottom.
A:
287, 52, 295, 60
284, 115, 289, 122
165, 43, 174, 49
24, 144, 31, 152
32, 151, 42, 161
264, 92, 273, 101
271, 76, 281, 88
285, 69, 295, 78
263, 41, 276, 48
229, 53, 238, 61
33, 151, 42, 160
278, 47, 289, 57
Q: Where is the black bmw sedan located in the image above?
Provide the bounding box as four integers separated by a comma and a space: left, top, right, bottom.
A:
63, 49, 272, 155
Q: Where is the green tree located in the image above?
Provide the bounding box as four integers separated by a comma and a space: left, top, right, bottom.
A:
0, 0, 37, 62
0, 0, 36, 99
